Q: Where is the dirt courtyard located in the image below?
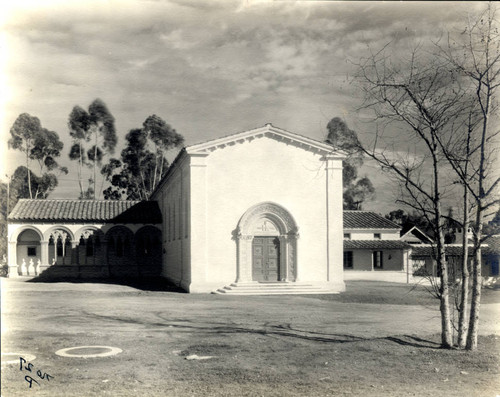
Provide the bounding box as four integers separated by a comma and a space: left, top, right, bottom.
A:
1, 278, 499, 396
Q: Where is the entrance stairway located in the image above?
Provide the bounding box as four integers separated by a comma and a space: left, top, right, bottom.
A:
212, 282, 341, 295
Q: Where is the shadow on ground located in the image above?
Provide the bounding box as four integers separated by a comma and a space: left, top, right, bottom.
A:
25, 275, 186, 292
82, 310, 444, 349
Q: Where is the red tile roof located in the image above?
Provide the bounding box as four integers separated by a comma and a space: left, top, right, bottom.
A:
8, 199, 161, 224
411, 244, 496, 257
343, 211, 401, 229
344, 240, 412, 250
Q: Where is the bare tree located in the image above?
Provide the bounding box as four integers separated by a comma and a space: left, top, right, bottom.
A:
354, 45, 470, 348
437, 3, 500, 350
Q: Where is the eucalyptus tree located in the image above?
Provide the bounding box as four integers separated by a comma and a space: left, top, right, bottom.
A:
68, 99, 117, 199
142, 114, 184, 189
9, 113, 66, 199
103, 115, 184, 200
326, 117, 375, 210
8, 113, 42, 198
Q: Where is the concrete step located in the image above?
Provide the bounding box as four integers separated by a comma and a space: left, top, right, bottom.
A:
212, 282, 340, 295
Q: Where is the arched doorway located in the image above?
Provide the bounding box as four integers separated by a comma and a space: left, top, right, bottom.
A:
105, 226, 135, 277
135, 226, 162, 277
16, 229, 41, 275
236, 202, 299, 283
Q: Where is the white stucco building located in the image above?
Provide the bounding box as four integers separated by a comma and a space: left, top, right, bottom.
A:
150, 124, 346, 293
342, 211, 413, 283
7, 124, 346, 294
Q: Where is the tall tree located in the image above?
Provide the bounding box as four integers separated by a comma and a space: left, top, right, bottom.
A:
68, 99, 117, 199
30, 128, 68, 199
103, 115, 184, 200
8, 113, 42, 198
0, 179, 20, 261
437, 3, 500, 350
8, 114, 66, 200
326, 117, 375, 209
9, 166, 58, 200
385, 208, 433, 236
354, 44, 469, 348
142, 115, 184, 190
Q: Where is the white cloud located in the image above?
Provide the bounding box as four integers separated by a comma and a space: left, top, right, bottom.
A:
1, 0, 490, 205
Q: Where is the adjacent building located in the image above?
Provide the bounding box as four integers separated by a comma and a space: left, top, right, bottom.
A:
342, 211, 413, 283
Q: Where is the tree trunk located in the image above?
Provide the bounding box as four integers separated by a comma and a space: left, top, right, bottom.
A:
159, 154, 164, 187
436, 214, 453, 348
78, 142, 84, 197
94, 131, 98, 200
432, 145, 453, 348
152, 144, 158, 191
466, 211, 483, 350
467, 81, 490, 351
26, 146, 32, 199
457, 186, 470, 348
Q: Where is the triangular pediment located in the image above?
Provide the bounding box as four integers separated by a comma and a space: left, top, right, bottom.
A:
186, 124, 346, 158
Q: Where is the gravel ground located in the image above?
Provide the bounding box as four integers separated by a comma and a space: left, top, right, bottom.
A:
1, 278, 499, 396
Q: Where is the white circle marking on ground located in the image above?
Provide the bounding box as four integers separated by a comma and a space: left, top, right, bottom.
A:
1, 353, 36, 364
55, 346, 122, 358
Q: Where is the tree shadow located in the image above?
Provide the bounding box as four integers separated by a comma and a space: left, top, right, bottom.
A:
26, 275, 186, 292
384, 335, 442, 349
80, 311, 442, 349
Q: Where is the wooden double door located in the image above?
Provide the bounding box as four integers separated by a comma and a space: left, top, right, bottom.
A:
252, 236, 280, 282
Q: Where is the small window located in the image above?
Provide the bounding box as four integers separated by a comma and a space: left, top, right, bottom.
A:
373, 251, 383, 269
374, 233, 381, 240
27, 247, 37, 256
57, 239, 63, 256
343, 251, 353, 269
344, 233, 351, 240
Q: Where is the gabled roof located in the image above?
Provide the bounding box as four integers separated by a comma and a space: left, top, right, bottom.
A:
400, 225, 434, 243
186, 123, 346, 157
8, 199, 162, 224
344, 240, 412, 250
343, 211, 401, 230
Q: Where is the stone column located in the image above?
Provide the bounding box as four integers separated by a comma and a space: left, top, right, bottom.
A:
8, 241, 19, 278
53, 240, 57, 265
324, 157, 344, 284
241, 235, 255, 283
279, 235, 288, 282
39, 241, 49, 274
403, 249, 410, 284
71, 241, 78, 265
71, 241, 78, 277
291, 235, 299, 282
235, 234, 243, 283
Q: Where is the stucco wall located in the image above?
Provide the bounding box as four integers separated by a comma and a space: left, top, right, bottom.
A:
345, 230, 400, 240
154, 155, 191, 287
347, 249, 405, 272
192, 136, 344, 291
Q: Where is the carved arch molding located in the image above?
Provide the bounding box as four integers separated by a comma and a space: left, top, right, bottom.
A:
235, 202, 299, 283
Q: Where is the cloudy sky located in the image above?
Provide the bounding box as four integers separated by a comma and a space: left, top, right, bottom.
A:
0, 0, 486, 213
